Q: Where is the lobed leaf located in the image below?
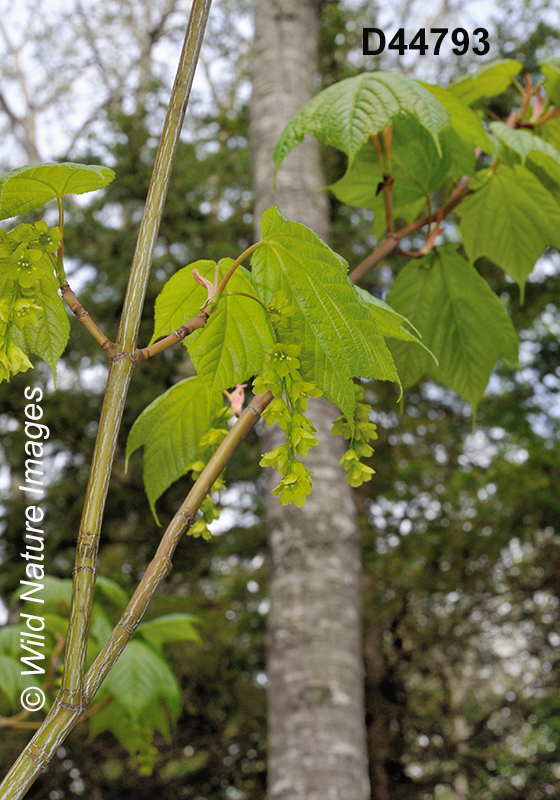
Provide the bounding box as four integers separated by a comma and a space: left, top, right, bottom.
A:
100, 640, 182, 720
273, 71, 449, 171
152, 259, 274, 397
151, 259, 215, 342
329, 114, 450, 211
448, 59, 522, 107
126, 376, 222, 519
251, 208, 400, 422
0, 162, 115, 220
422, 82, 493, 178
541, 59, 560, 106
457, 164, 560, 302
186, 261, 275, 396
387, 245, 519, 413
354, 286, 437, 364
489, 121, 560, 198
137, 613, 201, 654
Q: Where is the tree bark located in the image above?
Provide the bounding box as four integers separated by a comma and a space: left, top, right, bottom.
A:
250, 2, 370, 798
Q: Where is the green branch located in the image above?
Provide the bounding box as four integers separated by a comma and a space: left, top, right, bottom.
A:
0, 2, 214, 797
0, 390, 272, 800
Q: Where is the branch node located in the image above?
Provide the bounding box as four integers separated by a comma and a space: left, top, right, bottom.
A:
176, 507, 196, 525
25, 743, 52, 770
56, 688, 85, 714
153, 554, 173, 575
73, 565, 97, 576
117, 611, 141, 636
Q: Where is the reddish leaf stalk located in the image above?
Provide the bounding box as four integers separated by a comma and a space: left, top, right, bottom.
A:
349, 175, 471, 284
60, 281, 117, 357
135, 310, 209, 363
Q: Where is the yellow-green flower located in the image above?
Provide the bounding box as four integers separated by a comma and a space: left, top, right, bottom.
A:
7, 341, 33, 376
0, 349, 10, 382
34, 221, 62, 254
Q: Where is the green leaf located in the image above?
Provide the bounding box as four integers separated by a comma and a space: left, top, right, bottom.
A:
13, 575, 73, 612
538, 116, 560, 151
126, 376, 222, 519
251, 208, 400, 422
0, 162, 115, 220
489, 121, 560, 197
94, 575, 129, 609
448, 59, 522, 107
422, 83, 493, 152
422, 82, 493, 178
11, 269, 70, 382
387, 246, 519, 412
153, 259, 274, 395
101, 640, 182, 720
541, 60, 560, 105
0, 654, 23, 708
0, 626, 22, 658
186, 261, 275, 395
0, 653, 47, 711
151, 259, 215, 342
89, 607, 114, 652
329, 114, 449, 211
273, 71, 449, 170
88, 697, 171, 774
457, 165, 560, 302
354, 286, 437, 364
137, 613, 201, 654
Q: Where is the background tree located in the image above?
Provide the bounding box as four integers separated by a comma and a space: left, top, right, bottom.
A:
250, 1, 370, 798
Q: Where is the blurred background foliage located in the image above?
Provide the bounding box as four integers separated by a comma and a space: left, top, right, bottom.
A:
0, 0, 559, 798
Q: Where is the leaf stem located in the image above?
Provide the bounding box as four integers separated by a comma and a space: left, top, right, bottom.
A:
371, 129, 394, 234
214, 241, 262, 302
223, 290, 268, 310
54, 196, 66, 282
135, 310, 209, 362
60, 281, 118, 357
382, 177, 395, 235
349, 175, 471, 284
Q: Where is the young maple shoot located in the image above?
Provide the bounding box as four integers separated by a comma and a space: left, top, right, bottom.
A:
2, 51, 560, 795
0, 163, 115, 383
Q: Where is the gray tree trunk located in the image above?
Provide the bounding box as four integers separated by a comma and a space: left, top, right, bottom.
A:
250, 2, 370, 798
